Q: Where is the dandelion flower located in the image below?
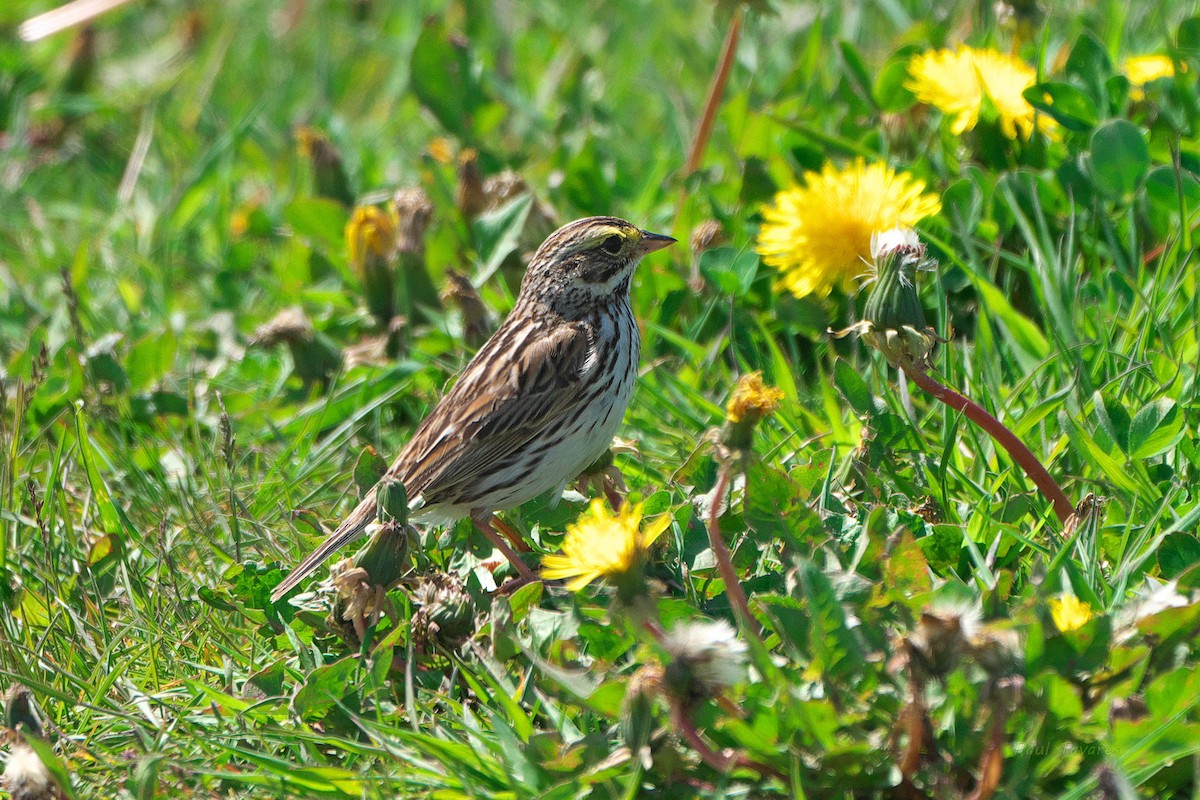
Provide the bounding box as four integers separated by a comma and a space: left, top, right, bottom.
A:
757, 159, 941, 298
1049, 593, 1094, 632
662, 618, 748, 701
726, 372, 784, 424
345, 206, 396, 276
1122, 55, 1180, 100
907, 45, 1054, 140
542, 499, 670, 592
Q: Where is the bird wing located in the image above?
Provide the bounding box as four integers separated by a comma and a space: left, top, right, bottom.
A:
270, 319, 596, 603
395, 317, 598, 508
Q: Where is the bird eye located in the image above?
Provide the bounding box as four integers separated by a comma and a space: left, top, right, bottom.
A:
600, 234, 623, 254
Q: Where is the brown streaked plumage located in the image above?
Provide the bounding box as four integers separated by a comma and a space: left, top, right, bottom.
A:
272, 216, 675, 600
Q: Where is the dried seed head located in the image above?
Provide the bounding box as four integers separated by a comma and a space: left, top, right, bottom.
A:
411, 573, 476, 650
661, 619, 748, 704
391, 188, 434, 255
689, 219, 726, 255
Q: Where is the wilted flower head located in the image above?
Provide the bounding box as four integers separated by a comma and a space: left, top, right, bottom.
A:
906, 45, 1056, 140
757, 159, 941, 298
661, 619, 748, 703
726, 372, 784, 424
1122, 55, 1181, 100
249, 307, 342, 387
411, 573, 476, 650
908, 594, 983, 677
2, 746, 56, 800
1049, 592, 1094, 632
541, 499, 670, 597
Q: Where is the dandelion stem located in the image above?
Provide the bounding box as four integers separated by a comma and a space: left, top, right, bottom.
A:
670, 702, 786, 781
901, 365, 1074, 524
685, 6, 742, 176
706, 464, 762, 642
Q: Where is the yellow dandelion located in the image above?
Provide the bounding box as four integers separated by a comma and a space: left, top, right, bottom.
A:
726, 372, 783, 424
1049, 593, 1094, 632
345, 206, 396, 275
428, 136, 454, 164
1122, 55, 1180, 100
542, 499, 671, 592
756, 159, 941, 298
907, 45, 1055, 140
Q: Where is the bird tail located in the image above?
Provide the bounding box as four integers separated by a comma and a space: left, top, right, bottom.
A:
270, 492, 377, 602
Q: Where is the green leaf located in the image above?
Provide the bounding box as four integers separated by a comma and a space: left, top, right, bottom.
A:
1064, 32, 1113, 109
284, 197, 350, 255
833, 358, 873, 415
353, 446, 388, 495
1129, 398, 1185, 459
838, 40, 875, 107
126, 329, 177, 392
1092, 391, 1131, 455
1023, 82, 1098, 131
74, 405, 136, 536
1157, 534, 1200, 579
874, 55, 916, 112
971, 275, 1050, 360
291, 657, 358, 719
1059, 411, 1142, 494
1088, 120, 1150, 202
698, 246, 759, 296
471, 193, 532, 285
410, 17, 484, 139
1178, 16, 1200, 57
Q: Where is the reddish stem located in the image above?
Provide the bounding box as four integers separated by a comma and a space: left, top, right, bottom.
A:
669, 702, 786, 781
901, 366, 1074, 524
684, 7, 742, 177
706, 465, 763, 641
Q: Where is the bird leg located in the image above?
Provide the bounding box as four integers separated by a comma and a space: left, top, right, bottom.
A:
489, 515, 530, 551
471, 510, 538, 584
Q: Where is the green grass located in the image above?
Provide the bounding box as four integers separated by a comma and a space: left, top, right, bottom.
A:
3, 0, 1200, 797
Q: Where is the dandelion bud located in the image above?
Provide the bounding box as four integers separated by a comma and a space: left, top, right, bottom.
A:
249, 307, 342, 388
455, 149, 486, 219
854, 227, 943, 370
392, 187, 441, 323
906, 595, 982, 678
4, 685, 43, 737
295, 126, 354, 206
661, 619, 748, 706
346, 205, 399, 327
442, 270, 494, 347
376, 475, 408, 527
720, 371, 784, 454
689, 219, 726, 255
351, 521, 414, 593
411, 573, 476, 650
620, 664, 664, 769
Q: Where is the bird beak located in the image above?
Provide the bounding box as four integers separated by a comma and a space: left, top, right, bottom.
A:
637, 230, 676, 254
